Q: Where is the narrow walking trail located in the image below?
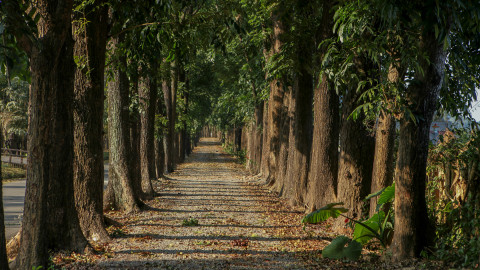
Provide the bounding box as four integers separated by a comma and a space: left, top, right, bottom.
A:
59, 138, 332, 269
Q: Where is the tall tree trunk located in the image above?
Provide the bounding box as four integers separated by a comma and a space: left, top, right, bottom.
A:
155, 84, 166, 179
370, 113, 395, 214
263, 11, 285, 186
72, 0, 110, 244
170, 62, 179, 167
0, 129, 8, 269
285, 47, 314, 206
271, 85, 291, 194
391, 31, 448, 260
252, 102, 264, 174
129, 78, 143, 200
15, 15, 88, 269
336, 61, 376, 225
155, 136, 165, 179
162, 78, 175, 172
139, 74, 157, 199
305, 2, 339, 211
369, 63, 400, 216
103, 34, 140, 213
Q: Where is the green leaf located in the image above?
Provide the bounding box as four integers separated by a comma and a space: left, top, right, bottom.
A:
377, 182, 395, 209
322, 236, 362, 261
301, 203, 348, 224
364, 187, 386, 201
353, 211, 385, 245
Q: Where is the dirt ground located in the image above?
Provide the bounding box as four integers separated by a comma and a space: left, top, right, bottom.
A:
53, 137, 441, 269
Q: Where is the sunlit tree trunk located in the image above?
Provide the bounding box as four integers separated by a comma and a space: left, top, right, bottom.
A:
73, 0, 110, 244
139, 74, 157, 199
263, 9, 285, 186
369, 62, 401, 216
305, 2, 339, 211
103, 34, 140, 213
7, 1, 90, 266
392, 30, 448, 260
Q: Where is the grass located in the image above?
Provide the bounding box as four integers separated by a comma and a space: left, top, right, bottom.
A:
2, 164, 26, 180
103, 151, 109, 161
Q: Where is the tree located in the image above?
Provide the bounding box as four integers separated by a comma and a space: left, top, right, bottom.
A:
139, 71, 158, 199
305, 1, 339, 211
72, 0, 110, 244
0, 129, 8, 270
3, 1, 88, 267
104, 32, 141, 213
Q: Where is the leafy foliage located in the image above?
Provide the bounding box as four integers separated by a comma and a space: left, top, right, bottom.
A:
302, 184, 395, 260
322, 236, 362, 261
301, 203, 348, 224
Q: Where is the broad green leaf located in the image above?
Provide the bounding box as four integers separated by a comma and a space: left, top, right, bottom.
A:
353, 211, 385, 245
301, 203, 348, 224
377, 182, 395, 209
322, 236, 362, 261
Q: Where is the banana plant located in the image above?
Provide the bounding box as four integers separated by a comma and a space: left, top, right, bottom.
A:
302, 183, 395, 261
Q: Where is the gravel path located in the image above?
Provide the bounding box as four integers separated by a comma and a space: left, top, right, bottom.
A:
61, 137, 327, 269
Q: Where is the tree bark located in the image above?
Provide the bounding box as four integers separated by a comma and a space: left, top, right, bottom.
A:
271, 84, 291, 194
252, 102, 264, 174
0, 129, 8, 269
370, 113, 395, 215
155, 83, 166, 179
369, 63, 400, 216
139, 75, 157, 199
162, 78, 175, 172
391, 30, 448, 260
263, 10, 285, 186
336, 75, 375, 225
129, 78, 143, 200
103, 34, 140, 213
284, 48, 314, 206
72, 0, 110, 244
15, 11, 89, 268
305, 2, 339, 211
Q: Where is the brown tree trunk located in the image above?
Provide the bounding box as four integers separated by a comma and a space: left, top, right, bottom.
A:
15, 13, 88, 269
391, 31, 448, 260
72, 1, 110, 244
103, 34, 140, 213
284, 45, 314, 206
0, 129, 8, 269
162, 78, 175, 172
155, 136, 165, 179
336, 81, 375, 225
263, 11, 285, 186
369, 113, 395, 216
305, 74, 339, 211
305, 3, 339, 211
271, 85, 291, 194
155, 85, 166, 179
369, 63, 400, 216
129, 78, 143, 200
139, 75, 157, 199
252, 102, 264, 174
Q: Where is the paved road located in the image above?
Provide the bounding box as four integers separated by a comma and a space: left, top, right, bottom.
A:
2, 163, 109, 240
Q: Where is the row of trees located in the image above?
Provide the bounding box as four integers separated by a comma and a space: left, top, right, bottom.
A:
0, 0, 479, 268
0, 0, 230, 268
213, 0, 480, 263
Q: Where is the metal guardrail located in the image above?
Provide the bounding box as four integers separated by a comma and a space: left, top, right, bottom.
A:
1, 148, 27, 168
